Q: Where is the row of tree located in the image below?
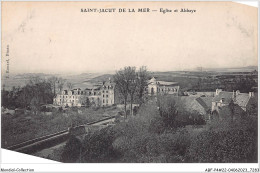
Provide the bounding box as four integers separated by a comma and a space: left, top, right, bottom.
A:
113, 66, 149, 118
2, 76, 74, 111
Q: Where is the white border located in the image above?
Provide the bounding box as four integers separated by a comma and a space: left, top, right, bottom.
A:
0, 0, 259, 172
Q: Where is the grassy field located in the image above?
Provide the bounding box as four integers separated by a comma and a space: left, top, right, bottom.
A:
1, 106, 120, 148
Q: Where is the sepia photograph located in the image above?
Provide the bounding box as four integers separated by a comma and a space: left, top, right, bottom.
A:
1, 1, 259, 172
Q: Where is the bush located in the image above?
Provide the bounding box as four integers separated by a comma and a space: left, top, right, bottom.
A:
188, 116, 258, 163
157, 96, 206, 130
81, 127, 119, 163
61, 135, 82, 163
112, 129, 191, 163
188, 129, 257, 163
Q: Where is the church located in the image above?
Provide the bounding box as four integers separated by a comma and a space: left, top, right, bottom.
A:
147, 77, 179, 96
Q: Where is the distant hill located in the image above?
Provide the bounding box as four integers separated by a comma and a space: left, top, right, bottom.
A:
2, 66, 257, 90
199, 66, 258, 72
87, 74, 114, 83
2, 73, 55, 90
1, 72, 113, 90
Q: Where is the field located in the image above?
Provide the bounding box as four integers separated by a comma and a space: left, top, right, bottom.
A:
1, 106, 121, 148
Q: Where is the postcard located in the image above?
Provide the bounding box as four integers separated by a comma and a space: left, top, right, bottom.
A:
1, 1, 259, 172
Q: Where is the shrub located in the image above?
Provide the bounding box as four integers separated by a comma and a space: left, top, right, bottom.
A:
188, 117, 258, 163
81, 127, 119, 163
61, 135, 82, 163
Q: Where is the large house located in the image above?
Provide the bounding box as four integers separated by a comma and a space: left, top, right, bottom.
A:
148, 77, 179, 96
53, 79, 115, 107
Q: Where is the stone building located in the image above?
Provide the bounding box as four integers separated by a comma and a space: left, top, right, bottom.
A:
211, 89, 257, 119
53, 79, 115, 107
147, 77, 179, 96
100, 80, 115, 106
53, 88, 85, 107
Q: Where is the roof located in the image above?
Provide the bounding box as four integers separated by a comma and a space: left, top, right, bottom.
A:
150, 77, 156, 82
217, 105, 244, 118
73, 88, 81, 91
148, 77, 178, 86
212, 91, 254, 108
157, 81, 178, 86
235, 93, 250, 108
172, 96, 208, 115
85, 86, 101, 90
212, 91, 233, 104
196, 97, 213, 111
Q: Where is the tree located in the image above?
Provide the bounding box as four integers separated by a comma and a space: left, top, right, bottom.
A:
113, 67, 135, 119
48, 76, 58, 95
127, 67, 138, 116
157, 96, 179, 128
67, 82, 74, 90
61, 135, 82, 163
136, 66, 149, 105
57, 77, 66, 92
229, 99, 235, 122
30, 96, 41, 115
85, 97, 91, 108
29, 76, 44, 85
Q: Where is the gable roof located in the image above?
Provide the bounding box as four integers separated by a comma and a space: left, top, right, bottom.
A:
212, 91, 255, 108
172, 96, 207, 115
196, 97, 213, 112
217, 104, 244, 118
212, 91, 233, 104
235, 93, 250, 108
157, 81, 178, 86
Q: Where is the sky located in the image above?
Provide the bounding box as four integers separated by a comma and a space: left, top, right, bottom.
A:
1, 2, 258, 74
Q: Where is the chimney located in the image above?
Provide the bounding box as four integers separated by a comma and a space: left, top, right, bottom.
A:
249, 92, 254, 98
216, 89, 222, 96
232, 90, 236, 102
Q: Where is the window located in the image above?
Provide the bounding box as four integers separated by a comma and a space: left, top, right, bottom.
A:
103, 95, 104, 97
94, 92, 96, 95
106, 100, 108, 103
103, 100, 105, 103
106, 91, 108, 93
106, 95, 108, 98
